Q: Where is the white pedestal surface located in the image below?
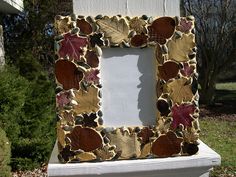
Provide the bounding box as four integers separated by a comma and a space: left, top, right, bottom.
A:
47, 140, 221, 177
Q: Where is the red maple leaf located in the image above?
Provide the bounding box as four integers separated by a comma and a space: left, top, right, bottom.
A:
84, 69, 100, 85
56, 91, 70, 107
171, 104, 195, 129
180, 63, 194, 77
58, 33, 88, 61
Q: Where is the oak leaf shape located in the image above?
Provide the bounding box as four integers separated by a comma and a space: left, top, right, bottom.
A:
171, 103, 195, 129
106, 128, 141, 159
58, 33, 88, 61
165, 78, 194, 104
73, 86, 100, 114
151, 131, 183, 157
167, 33, 195, 62
67, 126, 103, 151
97, 16, 129, 44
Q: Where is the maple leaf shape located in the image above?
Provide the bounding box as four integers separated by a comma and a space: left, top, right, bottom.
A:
180, 62, 194, 77
89, 33, 104, 48
165, 78, 194, 104
84, 69, 100, 85
73, 86, 100, 114
82, 113, 98, 128
167, 33, 195, 62
56, 91, 71, 107
171, 103, 195, 129
59, 145, 75, 162
58, 33, 88, 61
177, 18, 193, 33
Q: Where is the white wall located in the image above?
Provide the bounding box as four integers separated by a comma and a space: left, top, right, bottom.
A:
73, 0, 180, 127
73, 0, 180, 16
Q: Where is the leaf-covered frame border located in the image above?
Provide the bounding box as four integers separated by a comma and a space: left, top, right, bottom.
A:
54, 14, 200, 163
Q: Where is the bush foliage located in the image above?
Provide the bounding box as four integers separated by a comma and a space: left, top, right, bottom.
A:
0, 127, 11, 177
0, 62, 56, 170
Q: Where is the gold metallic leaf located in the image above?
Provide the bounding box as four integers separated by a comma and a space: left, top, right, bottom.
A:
167, 34, 195, 62
107, 128, 141, 159
94, 145, 116, 160
55, 16, 72, 34
165, 78, 193, 104
73, 86, 100, 114
129, 17, 146, 34
76, 152, 96, 162
139, 143, 151, 158
97, 16, 129, 44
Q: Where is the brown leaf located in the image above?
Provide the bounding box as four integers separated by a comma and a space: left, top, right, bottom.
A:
152, 131, 183, 157
55, 60, 83, 90
73, 86, 100, 114
165, 78, 194, 104
167, 34, 195, 62
85, 50, 99, 68
148, 17, 175, 44
158, 61, 179, 81
67, 126, 103, 151
97, 16, 129, 44
77, 19, 93, 35
130, 34, 148, 47
137, 127, 154, 144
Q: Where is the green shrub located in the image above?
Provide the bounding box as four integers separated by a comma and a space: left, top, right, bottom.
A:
0, 65, 56, 170
0, 127, 11, 177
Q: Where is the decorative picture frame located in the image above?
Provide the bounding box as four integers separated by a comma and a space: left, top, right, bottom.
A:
54, 14, 200, 163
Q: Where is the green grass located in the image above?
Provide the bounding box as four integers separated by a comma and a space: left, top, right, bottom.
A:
200, 119, 236, 176
199, 82, 236, 176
